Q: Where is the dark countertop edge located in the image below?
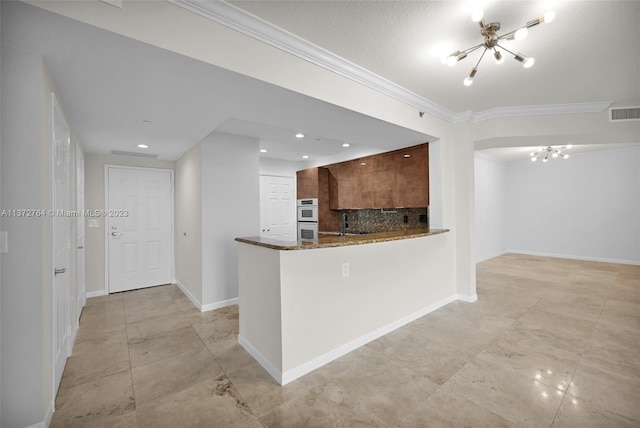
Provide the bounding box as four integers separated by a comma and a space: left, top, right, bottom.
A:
235, 228, 450, 250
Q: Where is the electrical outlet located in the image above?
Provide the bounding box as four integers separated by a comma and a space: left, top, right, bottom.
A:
342, 262, 350, 277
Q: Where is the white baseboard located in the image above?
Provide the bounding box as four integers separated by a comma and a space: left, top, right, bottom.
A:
175, 280, 202, 310
86, 289, 108, 298
476, 250, 508, 263
508, 249, 640, 266
25, 399, 54, 428
456, 293, 478, 303
175, 280, 239, 313
201, 297, 238, 312
238, 334, 283, 384
69, 320, 79, 355
241, 293, 459, 386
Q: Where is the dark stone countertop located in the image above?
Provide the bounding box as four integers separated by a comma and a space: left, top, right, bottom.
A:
235, 228, 450, 250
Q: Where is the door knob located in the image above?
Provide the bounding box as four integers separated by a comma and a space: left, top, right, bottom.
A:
54, 268, 66, 275
111, 232, 122, 237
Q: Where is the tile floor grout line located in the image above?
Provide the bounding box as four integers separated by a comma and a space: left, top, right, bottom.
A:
122, 290, 140, 427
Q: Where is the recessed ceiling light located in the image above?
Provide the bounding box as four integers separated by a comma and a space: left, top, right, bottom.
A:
342, 143, 351, 148
295, 133, 305, 139
403, 154, 411, 158
302, 155, 309, 159
137, 144, 149, 149
260, 149, 267, 153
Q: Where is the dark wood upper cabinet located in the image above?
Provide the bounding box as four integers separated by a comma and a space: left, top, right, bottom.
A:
372, 153, 396, 208
393, 144, 429, 208
352, 157, 374, 209
301, 143, 429, 210
296, 167, 319, 199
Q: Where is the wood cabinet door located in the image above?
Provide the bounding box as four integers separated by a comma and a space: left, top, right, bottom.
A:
373, 153, 396, 208
296, 167, 319, 199
394, 145, 429, 208
352, 157, 374, 208
328, 165, 341, 209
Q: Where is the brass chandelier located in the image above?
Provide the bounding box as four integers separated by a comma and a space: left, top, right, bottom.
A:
446, 8, 555, 86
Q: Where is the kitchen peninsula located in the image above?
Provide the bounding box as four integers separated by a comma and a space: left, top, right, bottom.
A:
235, 227, 466, 385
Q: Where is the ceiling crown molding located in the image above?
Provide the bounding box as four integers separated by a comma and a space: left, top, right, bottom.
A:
168, 0, 457, 122
169, 1, 614, 125
459, 101, 614, 123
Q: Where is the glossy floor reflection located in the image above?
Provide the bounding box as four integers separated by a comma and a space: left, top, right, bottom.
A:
51, 254, 640, 427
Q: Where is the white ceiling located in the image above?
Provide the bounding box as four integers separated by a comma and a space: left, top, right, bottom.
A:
229, 0, 640, 112
5, 0, 639, 163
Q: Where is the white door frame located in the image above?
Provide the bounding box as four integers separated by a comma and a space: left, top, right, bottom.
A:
76, 147, 85, 314
104, 165, 175, 293
51, 93, 71, 398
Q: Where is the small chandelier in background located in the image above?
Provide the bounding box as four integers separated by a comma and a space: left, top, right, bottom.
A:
445, 8, 555, 86
530, 145, 571, 162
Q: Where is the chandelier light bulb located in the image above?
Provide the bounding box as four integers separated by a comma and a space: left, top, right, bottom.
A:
494, 50, 504, 64
543, 11, 556, 23
552, 152, 558, 158
523, 57, 535, 68
514, 27, 528, 40
446, 54, 458, 66
566, 144, 572, 149
471, 9, 484, 23
531, 157, 537, 162
542, 157, 548, 163
529, 152, 535, 157
464, 67, 477, 86
563, 154, 569, 159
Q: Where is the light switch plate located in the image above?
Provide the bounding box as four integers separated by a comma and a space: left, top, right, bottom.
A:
88, 219, 100, 228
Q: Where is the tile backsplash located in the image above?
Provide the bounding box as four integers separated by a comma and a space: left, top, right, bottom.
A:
342, 207, 429, 233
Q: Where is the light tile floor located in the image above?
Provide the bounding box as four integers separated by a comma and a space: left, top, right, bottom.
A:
51, 254, 640, 427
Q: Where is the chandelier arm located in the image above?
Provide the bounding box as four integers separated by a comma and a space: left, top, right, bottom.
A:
461, 43, 486, 56
495, 44, 520, 57
473, 47, 488, 70
496, 25, 526, 41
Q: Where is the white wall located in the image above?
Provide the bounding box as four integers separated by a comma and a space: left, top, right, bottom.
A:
506, 147, 640, 264
259, 158, 299, 178
476, 146, 640, 265
0, 2, 4, 421
201, 132, 260, 307
84, 154, 175, 294
175, 144, 203, 302
0, 43, 48, 428
474, 152, 508, 262
0, 43, 81, 428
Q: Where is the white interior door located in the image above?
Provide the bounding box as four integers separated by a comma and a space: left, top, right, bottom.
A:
52, 94, 71, 395
108, 167, 173, 293
260, 176, 295, 240
76, 148, 85, 314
